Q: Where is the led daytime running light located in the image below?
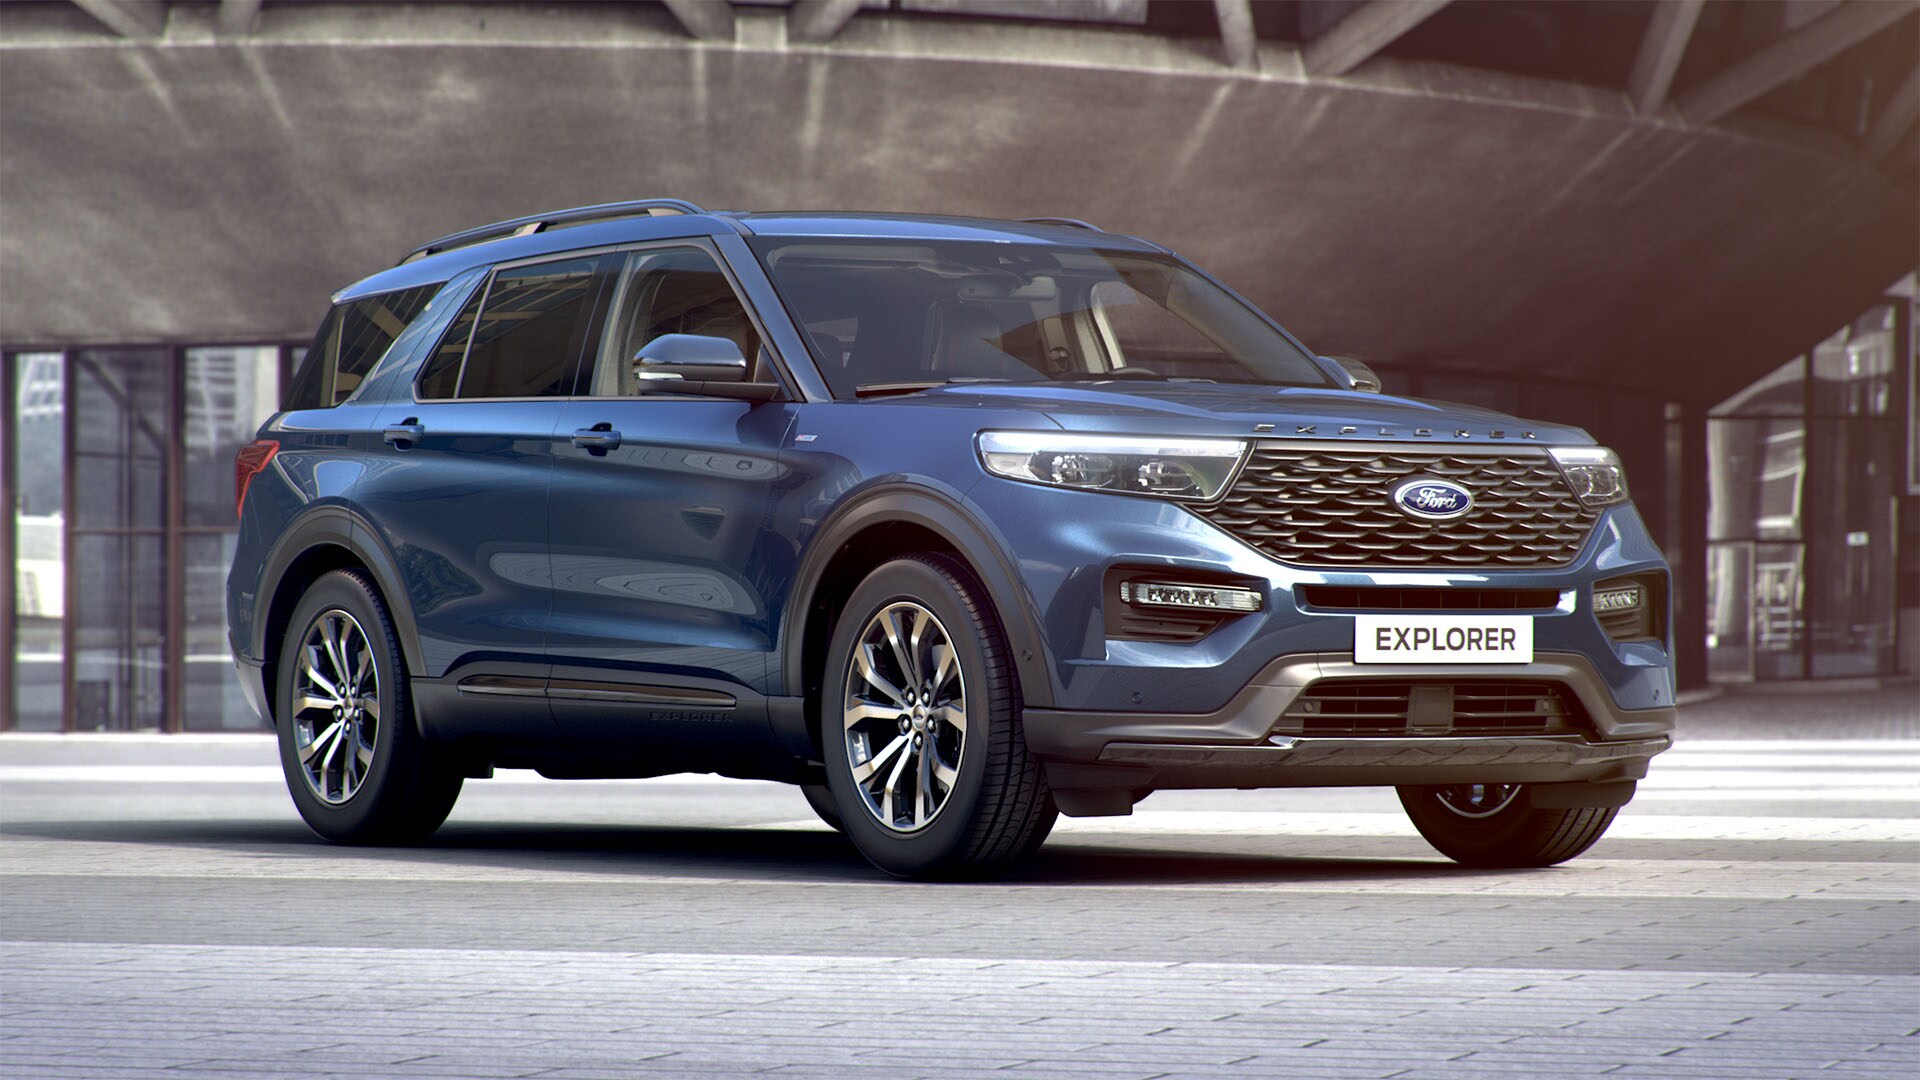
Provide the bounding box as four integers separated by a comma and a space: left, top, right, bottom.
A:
1592, 586, 1643, 613
1119, 581, 1263, 613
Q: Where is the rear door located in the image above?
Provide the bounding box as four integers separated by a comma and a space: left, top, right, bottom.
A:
544, 241, 795, 754
358, 252, 611, 739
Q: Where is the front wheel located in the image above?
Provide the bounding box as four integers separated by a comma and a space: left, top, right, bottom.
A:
821, 554, 1056, 880
274, 569, 461, 845
799, 782, 845, 832
1398, 783, 1618, 868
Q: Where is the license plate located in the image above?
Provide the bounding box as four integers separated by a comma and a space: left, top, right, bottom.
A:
1354, 614, 1533, 664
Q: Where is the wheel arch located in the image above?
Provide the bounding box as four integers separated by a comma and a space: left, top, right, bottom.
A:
254, 505, 424, 725
780, 485, 1057, 756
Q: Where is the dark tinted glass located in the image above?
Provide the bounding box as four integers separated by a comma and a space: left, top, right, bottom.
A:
283, 307, 341, 411
284, 285, 436, 409
457, 256, 601, 399
417, 285, 484, 399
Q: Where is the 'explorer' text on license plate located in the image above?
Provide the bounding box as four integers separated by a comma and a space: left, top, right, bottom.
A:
1354, 614, 1533, 664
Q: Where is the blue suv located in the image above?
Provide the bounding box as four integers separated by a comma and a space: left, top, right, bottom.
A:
228, 199, 1675, 879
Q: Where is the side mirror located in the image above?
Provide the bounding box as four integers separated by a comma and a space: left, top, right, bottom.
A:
634, 333, 749, 384
1324, 355, 1382, 393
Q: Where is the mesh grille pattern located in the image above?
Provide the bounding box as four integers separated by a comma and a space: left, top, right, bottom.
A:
1200, 446, 1599, 568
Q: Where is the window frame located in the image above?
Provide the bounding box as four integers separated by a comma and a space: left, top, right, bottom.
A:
284, 285, 439, 411
573, 237, 797, 402
411, 247, 618, 404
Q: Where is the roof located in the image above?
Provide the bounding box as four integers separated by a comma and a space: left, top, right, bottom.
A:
335, 203, 1163, 304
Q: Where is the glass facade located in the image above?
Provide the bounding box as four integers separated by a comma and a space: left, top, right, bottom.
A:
1703, 299, 1914, 683
183, 347, 282, 729
9, 352, 65, 730
3, 345, 287, 731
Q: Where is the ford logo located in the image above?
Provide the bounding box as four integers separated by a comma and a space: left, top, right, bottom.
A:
1392, 478, 1473, 520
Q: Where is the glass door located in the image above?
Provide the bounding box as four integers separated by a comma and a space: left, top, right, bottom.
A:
68, 349, 172, 731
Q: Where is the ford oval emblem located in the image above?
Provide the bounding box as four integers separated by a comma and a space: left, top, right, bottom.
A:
1392, 478, 1473, 520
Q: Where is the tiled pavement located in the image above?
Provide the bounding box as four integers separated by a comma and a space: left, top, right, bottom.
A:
2, 730, 1915, 1079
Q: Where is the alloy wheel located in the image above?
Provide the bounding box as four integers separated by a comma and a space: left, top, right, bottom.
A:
291, 608, 378, 805
840, 601, 966, 833
1432, 782, 1522, 819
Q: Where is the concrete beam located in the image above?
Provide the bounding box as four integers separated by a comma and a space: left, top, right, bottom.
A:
1862, 65, 1920, 164
661, 0, 734, 40
1303, 0, 1449, 78
790, 0, 863, 43
1212, 0, 1257, 71
1676, 0, 1913, 126
70, 0, 165, 38
1626, 0, 1703, 116
216, 0, 261, 37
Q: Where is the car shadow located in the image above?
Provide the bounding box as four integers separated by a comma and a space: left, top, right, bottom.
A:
0, 816, 1518, 887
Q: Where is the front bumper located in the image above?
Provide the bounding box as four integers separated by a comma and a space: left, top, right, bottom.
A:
1024, 650, 1673, 796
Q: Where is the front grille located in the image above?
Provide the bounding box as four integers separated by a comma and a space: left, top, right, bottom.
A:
1199, 446, 1599, 568
1297, 585, 1561, 611
1275, 680, 1587, 738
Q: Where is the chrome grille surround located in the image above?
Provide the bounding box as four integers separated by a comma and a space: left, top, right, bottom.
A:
1199, 443, 1601, 568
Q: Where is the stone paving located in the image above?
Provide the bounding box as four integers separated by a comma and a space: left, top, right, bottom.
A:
2, 733, 1916, 1079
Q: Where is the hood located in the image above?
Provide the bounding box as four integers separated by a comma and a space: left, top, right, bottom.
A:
865, 381, 1594, 446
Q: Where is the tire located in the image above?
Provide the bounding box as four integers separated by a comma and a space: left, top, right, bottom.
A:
821, 554, 1057, 880
1398, 783, 1618, 868
273, 568, 462, 845
799, 782, 845, 832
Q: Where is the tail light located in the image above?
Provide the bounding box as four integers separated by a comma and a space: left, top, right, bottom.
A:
234, 440, 279, 519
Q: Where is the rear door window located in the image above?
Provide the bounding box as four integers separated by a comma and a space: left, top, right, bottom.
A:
417, 255, 606, 400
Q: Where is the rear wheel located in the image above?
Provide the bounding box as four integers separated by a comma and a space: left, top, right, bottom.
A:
1398, 783, 1618, 867
822, 554, 1056, 880
274, 569, 461, 844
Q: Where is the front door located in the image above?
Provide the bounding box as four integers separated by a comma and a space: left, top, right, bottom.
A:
545, 242, 795, 754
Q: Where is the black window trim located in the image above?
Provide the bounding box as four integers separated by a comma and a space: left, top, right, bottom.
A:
411, 246, 618, 404
568, 236, 799, 403
287, 282, 442, 411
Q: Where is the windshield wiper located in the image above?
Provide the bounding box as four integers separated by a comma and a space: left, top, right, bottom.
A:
853, 377, 1007, 398
1054, 370, 1216, 383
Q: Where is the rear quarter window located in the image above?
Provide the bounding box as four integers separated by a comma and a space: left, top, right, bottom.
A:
284, 285, 439, 410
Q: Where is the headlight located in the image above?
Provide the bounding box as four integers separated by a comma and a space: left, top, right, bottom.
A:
1549, 446, 1630, 507
977, 431, 1247, 501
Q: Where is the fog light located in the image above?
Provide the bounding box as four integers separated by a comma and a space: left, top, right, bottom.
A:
1592, 585, 1643, 613
1119, 581, 1262, 613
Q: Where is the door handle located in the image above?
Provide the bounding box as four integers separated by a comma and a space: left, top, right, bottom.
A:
571, 424, 622, 452
383, 419, 424, 448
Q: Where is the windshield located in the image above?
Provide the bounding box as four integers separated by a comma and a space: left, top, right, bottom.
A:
747, 238, 1330, 398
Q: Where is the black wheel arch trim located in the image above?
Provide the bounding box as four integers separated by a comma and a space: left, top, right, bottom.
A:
779, 483, 1056, 713
249, 503, 427, 681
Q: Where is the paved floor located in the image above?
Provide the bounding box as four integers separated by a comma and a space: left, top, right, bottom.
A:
2, 726, 1915, 1079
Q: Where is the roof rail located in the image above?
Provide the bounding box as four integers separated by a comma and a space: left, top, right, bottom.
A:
399, 198, 709, 264
1021, 217, 1104, 232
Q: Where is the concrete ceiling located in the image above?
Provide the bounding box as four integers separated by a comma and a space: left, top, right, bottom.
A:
1, 1, 1914, 406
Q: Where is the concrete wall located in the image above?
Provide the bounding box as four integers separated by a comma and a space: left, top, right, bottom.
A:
2, 2, 1914, 409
